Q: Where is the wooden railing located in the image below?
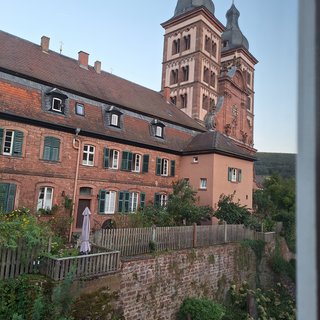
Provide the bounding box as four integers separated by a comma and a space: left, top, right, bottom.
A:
0, 242, 43, 280
93, 224, 276, 257
39, 246, 120, 281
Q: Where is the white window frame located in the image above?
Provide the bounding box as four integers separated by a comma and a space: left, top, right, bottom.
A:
104, 191, 116, 214
51, 97, 63, 112
161, 158, 169, 176
83, 144, 95, 166
231, 168, 237, 182
3, 130, 14, 155
200, 178, 207, 189
160, 194, 168, 207
76, 103, 84, 116
133, 154, 141, 172
110, 149, 119, 169
111, 113, 119, 127
155, 125, 163, 138
129, 192, 139, 213
37, 187, 53, 210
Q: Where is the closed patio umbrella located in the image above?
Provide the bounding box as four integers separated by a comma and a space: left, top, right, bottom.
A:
80, 207, 91, 254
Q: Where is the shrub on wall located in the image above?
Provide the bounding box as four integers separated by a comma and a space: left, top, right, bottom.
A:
177, 297, 225, 320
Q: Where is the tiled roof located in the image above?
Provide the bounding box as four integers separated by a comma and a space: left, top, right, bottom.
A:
183, 131, 256, 160
0, 30, 204, 132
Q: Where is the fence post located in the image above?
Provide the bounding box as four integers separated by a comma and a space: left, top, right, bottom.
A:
193, 223, 197, 248
224, 221, 227, 243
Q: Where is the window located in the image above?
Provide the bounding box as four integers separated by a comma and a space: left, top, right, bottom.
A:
182, 66, 189, 81
170, 96, 177, 105
205, 36, 211, 52
247, 72, 251, 86
75, 103, 85, 116
193, 156, 198, 163
247, 96, 252, 110
104, 148, 119, 169
228, 167, 242, 183
210, 71, 216, 87
156, 157, 170, 176
200, 178, 207, 189
43, 136, 60, 161
184, 35, 191, 50
37, 187, 53, 210
203, 67, 209, 83
111, 114, 119, 127
83, 144, 95, 166
223, 40, 229, 48
151, 120, 165, 139
0, 183, 16, 213
155, 126, 163, 138
202, 94, 208, 110
45, 88, 68, 115
105, 106, 123, 128
80, 187, 92, 196
172, 39, 180, 54
118, 191, 141, 213
154, 193, 168, 207
180, 93, 187, 108
212, 42, 217, 57
133, 154, 142, 172
0, 128, 24, 157
171, 69, 179, 84
99, 190, 116, 214
52, 97, 63, 112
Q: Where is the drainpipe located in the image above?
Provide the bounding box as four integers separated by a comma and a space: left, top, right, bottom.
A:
68, 128, 81, 242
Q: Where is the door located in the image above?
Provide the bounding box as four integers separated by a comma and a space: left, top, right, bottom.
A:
76, 199, 91, 228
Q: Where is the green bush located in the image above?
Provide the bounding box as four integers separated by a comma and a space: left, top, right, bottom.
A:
177, 297, 225, 320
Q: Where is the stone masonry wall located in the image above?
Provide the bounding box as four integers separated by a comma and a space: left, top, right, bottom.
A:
117, 243, 257, 320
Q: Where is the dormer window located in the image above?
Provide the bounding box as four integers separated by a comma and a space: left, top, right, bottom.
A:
105, 105, 123, 129
44, 88, 68, 115
151, 120, 165, 139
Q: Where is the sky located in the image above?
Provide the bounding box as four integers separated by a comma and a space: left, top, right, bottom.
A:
1, 0, 298, 153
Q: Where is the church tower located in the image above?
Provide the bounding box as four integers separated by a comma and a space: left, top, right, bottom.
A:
161, 0, 224, 121
161, 1, 258, 150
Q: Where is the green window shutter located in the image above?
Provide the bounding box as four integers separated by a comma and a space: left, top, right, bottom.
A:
154, 193, 160, 207
103, 147, 109, 168
140, 192, 146, 209
238, 169, 242, 182
124, 192, 130, 212
121, 151, 129, 170
51, 137, 60, 161
6, 184, 16, 213
0, 128, 3, 155
170, 160, 175, 177
99, 189, 106, 213
12, 130, 24, 157
142, 154, 149, 173
156, 157, 161, 176
118, 191, 124, 212
128, 152, 133, 171
0, 183, 9, 213
43, 136, 60, 161
228, 167, 232, 181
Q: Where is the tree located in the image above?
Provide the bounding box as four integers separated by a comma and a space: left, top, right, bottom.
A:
214, 193, 251, 224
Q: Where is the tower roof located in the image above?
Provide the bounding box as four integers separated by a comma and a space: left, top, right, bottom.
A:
221, 3, 249, 52
174, 0, 215, 17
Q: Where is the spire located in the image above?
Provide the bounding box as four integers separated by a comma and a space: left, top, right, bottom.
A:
174, 0, 215, 17
221, 3, 249, 52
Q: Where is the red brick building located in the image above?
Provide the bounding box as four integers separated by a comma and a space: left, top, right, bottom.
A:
0, 1, 257, 234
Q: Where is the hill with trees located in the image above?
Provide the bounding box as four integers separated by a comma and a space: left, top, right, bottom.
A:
254, 152, 296, 179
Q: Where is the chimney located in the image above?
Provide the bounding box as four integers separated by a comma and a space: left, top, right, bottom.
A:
41, 36, 50, 53
94, 60, 101, 74
163, 87, 171, 103
78, 51, 89, 69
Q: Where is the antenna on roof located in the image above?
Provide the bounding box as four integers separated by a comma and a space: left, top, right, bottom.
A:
59, 41, 64, 54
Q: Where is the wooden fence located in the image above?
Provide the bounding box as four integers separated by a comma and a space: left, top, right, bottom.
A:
0, 242, 43, 280
93, 224, 276, 257
40, 245, 120, 281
